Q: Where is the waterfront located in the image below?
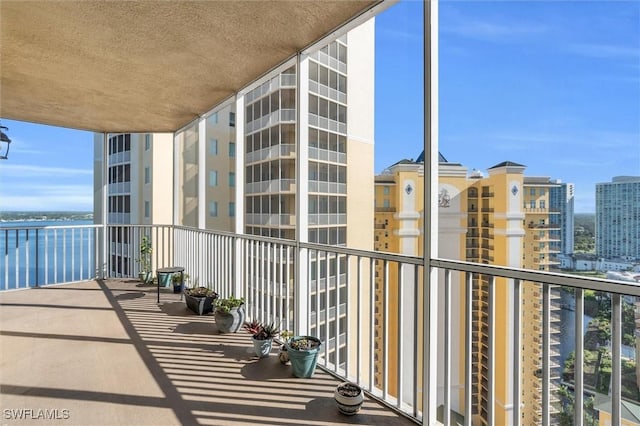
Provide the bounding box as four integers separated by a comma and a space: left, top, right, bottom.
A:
0, 220, 96, 289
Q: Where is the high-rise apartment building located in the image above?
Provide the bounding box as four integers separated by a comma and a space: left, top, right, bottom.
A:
239, 23, 376, 365
549, 181, 575, 256
93, 132, 173, 277
596, 176, 640, 261
374, 155, 567, 425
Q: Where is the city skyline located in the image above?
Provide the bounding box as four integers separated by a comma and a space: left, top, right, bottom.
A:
1, 0, 639, 213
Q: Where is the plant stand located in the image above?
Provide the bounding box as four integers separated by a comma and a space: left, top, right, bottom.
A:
155, 266, 184, 303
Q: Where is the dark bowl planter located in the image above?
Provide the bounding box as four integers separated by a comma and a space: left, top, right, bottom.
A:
214, 306, 245, 333
184, 291, 218, 315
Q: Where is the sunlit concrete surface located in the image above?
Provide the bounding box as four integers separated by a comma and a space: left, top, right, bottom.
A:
0, 280, 413, 425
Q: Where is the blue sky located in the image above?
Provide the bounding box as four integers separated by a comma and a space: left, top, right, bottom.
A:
375, 0, 640, 213
1, 0, 639, 213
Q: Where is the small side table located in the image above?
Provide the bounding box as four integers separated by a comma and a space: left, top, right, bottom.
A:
156, 266, 184, 303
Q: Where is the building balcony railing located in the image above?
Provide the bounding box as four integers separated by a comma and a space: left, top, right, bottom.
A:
308, 147, 347, 164
245, 213, 295, 227
527, 223, 561, 230
245, 143, 296, 163
246, 108, 296, 133
375, 207, 397, 213
246, 178, 295, 194
308, 180, 347, 195
3, 223, 638, 426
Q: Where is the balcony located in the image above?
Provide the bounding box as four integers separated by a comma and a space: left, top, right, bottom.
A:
3, 224, 639, 425
0, 279, 410, 426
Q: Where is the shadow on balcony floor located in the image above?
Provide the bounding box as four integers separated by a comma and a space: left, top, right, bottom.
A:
0, 279, 414, 425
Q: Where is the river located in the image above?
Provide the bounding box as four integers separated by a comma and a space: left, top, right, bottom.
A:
558, 289, 635, 367
0, 220, 96, 289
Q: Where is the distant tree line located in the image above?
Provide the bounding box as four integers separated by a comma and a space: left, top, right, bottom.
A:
574, 213, 595, 254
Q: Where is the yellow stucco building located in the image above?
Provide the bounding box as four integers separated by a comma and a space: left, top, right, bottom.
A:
374, 153, 565, 424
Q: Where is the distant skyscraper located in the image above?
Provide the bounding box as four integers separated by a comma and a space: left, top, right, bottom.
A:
549, 181, 575, 255
596, 176, 640, 261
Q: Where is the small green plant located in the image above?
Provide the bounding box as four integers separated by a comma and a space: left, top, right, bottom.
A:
214, 296, 245, 314
289, 337, 320, 351
184, 286, 217, 298
137, 236, 153, 272
172, 273, 190, 284
280, 330, 293, 342
243, 320, 279, 340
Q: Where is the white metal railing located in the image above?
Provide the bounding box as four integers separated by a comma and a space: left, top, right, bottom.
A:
245, 144, 295, 163
4, 223, 638, 426
1, 224, 101, 289
245, 178, 295, 194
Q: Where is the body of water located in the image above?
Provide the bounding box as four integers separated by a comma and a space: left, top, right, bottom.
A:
559, 289, 635, 368
0, 220, 97, 289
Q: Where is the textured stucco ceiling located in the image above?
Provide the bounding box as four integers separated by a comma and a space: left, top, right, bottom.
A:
0, 0, 378, 133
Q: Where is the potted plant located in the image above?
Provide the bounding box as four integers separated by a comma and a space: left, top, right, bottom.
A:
172, 272, 189, 294
334, 382, 364, 415
286, 335, 322, 378
183, 285, 218, 315
137, 236, 153, 284
243, 320, 279, 357
214, 296, 245, 333
278, 330, 293, 364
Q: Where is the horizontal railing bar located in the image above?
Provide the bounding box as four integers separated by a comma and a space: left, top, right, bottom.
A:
0, 224, 101, 231
431, 258, 640, 296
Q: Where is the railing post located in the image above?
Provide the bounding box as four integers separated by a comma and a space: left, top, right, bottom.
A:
100, 131, 109, 279
512, 279, 521, 426
612, 293, 622, 425
542, 284, 550, 426
295, 242, 309, 336
423, 0, 439, 423
574, 288, 584, 426
294, 51, 310, 336
35, 229, 39, 287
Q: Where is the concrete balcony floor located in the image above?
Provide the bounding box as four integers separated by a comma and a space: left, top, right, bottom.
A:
0, 279, 413, 425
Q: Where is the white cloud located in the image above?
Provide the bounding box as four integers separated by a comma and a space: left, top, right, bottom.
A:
1, 164, 92, 177
0, 194, 93, 211
565, 43, 640, 59
0, 184, 93, 211
441, 10, 548, 42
